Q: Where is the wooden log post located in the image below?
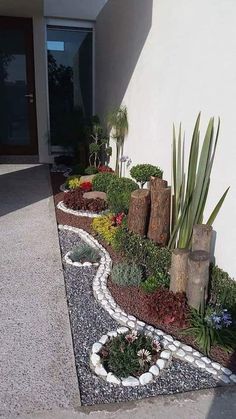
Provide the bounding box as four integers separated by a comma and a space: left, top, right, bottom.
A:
170, 248, 190, 293
186, 250, 210, 310
149, 177, 168, 200
192, 224, 213, 253
127, 189, 151, 236
147, 181, 171, 246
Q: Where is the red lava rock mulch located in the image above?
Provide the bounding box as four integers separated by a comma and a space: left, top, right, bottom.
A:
50, 172, 236, 374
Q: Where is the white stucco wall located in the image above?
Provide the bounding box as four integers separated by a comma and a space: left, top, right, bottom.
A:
96, 0, 236, 277
44, 0, 107, 20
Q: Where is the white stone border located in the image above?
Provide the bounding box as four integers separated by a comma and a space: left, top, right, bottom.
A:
60, 183, 69, 193
90, 327, 171, 386
59, 225, 236, 386
64, 250, 100, 268
57, 200, 108, 218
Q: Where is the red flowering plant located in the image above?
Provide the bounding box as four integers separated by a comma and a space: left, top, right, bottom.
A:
111, 212, 125, 227
98, 165, 114, 173
80, 181, 93, 192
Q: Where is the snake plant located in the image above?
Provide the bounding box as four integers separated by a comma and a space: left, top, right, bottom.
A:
169, 113, 229, 249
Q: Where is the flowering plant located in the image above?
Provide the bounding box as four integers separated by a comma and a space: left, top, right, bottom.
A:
120, 155, 132, 168
185, 306, 236, 355
111, 212, 125, 227
205, 309, 232, 330
99, 331, 162, 378
98, 165, 114, 173
80, 181, 93, 192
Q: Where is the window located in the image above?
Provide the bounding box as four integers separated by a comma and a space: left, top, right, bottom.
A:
47, 26, 93, 149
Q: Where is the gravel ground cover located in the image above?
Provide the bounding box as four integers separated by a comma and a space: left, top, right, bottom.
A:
59, 228, 219, 406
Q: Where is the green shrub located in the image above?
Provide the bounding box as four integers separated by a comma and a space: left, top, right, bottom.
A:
70, 243, 100, 263
111, 262, 143, 286
209, 266, 236, 313
92, 172, 116, 193
84, 166, 99, 175
107, 177, 139, 213
130, 164, 163, 187
101, 331, 160, 378
141, 273, 169, 293
65, 175, 81, 190
113, 226, 171, 278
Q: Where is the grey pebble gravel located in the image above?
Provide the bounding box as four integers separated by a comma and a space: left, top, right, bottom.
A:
59, 230, 219, 406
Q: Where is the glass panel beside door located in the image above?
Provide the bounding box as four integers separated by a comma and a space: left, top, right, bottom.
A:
47, 26, 93, 163
0, 17, 38, 155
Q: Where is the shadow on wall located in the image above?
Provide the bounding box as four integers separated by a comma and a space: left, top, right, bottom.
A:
95, 0, 153, 118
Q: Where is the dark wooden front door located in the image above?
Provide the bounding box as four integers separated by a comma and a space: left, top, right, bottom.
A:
0, 17, 38, 155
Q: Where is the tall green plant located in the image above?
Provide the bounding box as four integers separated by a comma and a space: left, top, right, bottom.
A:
169, 113, 229, 249
107, 106, 128, 176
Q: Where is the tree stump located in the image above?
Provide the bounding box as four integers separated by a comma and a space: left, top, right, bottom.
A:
147, 186, 171, 246
149, 177, 168, 201
186, 250, 210, 310
170, 248, 190, 293
192, 224, 213, 253
127, 189, 151, 236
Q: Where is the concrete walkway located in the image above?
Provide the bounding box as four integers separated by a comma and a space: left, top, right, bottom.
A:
1, 163, 236, 419
0, 164, 80, 417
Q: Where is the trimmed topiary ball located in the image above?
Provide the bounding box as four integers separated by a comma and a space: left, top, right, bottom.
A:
130, 164, 163, 187
92, 172, 117, 193
107, 177, 139, 213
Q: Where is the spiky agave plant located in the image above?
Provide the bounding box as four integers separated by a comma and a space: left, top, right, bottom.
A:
169, 113, 229, 249
107, 106, 128, 176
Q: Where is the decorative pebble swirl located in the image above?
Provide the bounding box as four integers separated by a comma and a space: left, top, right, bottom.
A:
58, 227, 236, 387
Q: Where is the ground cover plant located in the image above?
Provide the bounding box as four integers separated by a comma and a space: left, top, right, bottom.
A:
92, 214, 119, 245
92, 213, 125, 246
63, 188, 107, 213
65, 175, 81, 190
209, 266, 236, 314
100, 330, 162, 378
130, 164, 163, 188
70, 243, 100, 264
111, 262, 143, 286
145, 289, 188, 328
113, 225, 171, 279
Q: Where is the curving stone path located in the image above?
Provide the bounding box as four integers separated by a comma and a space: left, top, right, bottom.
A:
58, 225, 236, 389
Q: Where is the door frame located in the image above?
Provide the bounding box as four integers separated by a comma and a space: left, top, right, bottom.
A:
0, 16, 38, 155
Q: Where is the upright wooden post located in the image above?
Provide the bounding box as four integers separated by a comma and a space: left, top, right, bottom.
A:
147, 177, 170, 245
192, 224, 213, 253
127, 189, 151, 236
186, 250, 210, 310
170, 249, 190, 293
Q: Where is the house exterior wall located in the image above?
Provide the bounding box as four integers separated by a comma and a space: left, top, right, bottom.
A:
44, 0, 107, 20
96, 0, 236, 278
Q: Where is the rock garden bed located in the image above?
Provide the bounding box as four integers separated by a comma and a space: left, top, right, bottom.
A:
57, 225, 219, 406
51, 172, 236, 379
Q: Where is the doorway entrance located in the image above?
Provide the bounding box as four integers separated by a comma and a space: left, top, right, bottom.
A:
0, 17, 38, 155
